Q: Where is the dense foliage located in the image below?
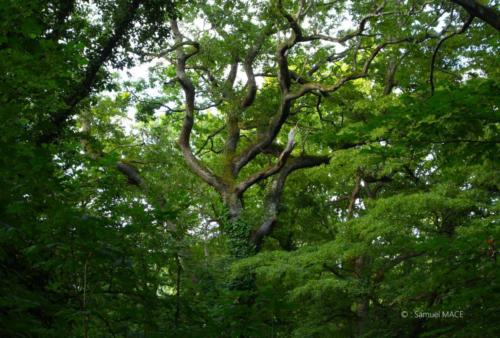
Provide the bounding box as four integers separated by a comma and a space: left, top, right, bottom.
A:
0, 1, 498, 337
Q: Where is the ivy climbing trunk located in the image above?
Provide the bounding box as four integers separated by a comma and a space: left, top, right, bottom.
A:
222, 192, 255, 257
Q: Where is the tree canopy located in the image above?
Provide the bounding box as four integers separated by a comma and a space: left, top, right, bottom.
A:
0, 0, 498, 337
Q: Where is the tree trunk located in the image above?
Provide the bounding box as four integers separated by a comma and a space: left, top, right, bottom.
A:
223, 191, 243, 222
222, 192, 254, 257
355, 256, 369, 336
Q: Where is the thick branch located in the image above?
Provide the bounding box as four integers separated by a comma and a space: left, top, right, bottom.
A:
450, 0, 500, 30
81, 117, 144, 188
235, 128, 297, 195
251, 154, 330, 250
232, 99, 292, 176
171, 19, 226, 193
116, 162, 143, 186
225, 30, 273, 158
231, 0, 377, 176
240, 35, 267, 109
231, 18, 299, 176
224, 61, 239, 95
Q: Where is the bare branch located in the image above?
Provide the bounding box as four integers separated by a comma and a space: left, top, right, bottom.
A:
232, 98, 293, 176
188, 65, 220, 88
